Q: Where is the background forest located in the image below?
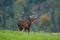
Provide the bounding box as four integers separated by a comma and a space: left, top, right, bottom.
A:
0, 0, 60, 32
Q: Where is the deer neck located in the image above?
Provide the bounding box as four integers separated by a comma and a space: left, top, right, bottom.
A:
30, 19, 34, 24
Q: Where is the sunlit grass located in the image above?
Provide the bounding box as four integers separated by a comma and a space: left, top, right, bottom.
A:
0, 30, 59, 40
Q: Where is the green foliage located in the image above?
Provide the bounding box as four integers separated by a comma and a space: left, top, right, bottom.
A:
0, 30, 59, 40
48, 0, 56, 3
0, 0, 60, 32
14, 0, 27, 7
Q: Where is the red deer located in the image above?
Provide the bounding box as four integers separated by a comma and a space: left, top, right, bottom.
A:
17, 15, 37, 33
39, 14, 51, 31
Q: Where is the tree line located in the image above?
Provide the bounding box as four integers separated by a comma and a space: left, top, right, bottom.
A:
0, 0, 60, 32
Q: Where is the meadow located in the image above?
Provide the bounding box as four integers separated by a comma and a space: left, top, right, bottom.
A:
0, 30, 59, 40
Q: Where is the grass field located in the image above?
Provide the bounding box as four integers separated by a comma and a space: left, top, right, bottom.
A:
0, 30, 59, 40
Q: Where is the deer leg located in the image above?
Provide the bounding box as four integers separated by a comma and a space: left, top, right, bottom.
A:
24, 27, 26, 32
17, 24, 23, 31
18, 26, 23, 31
40, 25, 43, 32
20, 27, 23, 31
27, 28, 30, 33
24, 27, 30, 33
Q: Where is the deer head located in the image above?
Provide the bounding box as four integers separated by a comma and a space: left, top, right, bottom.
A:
29, 14, 37, 24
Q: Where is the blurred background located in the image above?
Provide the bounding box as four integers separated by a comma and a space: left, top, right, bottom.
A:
0, 0, 60, 32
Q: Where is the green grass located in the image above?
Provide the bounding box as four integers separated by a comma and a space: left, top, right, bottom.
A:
0, 30, 59, 40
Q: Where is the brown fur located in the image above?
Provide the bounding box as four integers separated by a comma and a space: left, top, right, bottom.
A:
17, 18, 34, 32
40, 14, 51, 31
